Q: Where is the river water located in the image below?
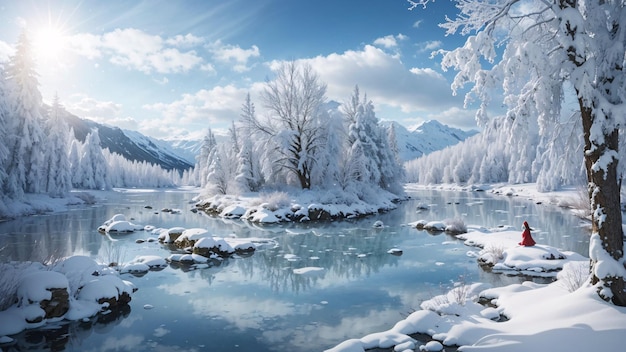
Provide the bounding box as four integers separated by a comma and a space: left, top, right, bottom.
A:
0, 188, 590, 351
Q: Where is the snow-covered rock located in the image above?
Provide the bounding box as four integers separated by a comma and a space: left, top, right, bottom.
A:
121, 255, 168, 274
97, 214, 143, 233
424, 221, 446, 232
0, 256, 137, 337
157, 226, 186, 243
194, 237, 235, 257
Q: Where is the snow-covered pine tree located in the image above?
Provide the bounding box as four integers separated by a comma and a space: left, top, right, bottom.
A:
312, 107, 344, 189
195, 129, 217, 188
68, 137, 82, 188
234, 93, 264, 192
348, 99, 381, 187
4, 30, 46, 197
42, 94, 72, 197
0, 65, 9, 197
378, 123, 404, 194
77, 129, 109, 190
205, 145, 229, 195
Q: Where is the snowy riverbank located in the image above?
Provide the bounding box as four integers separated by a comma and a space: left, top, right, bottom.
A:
327, 183, 626, 352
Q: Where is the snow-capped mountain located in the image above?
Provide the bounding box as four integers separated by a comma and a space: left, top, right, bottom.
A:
63, 112, 194, 172
382, 120, 478, 162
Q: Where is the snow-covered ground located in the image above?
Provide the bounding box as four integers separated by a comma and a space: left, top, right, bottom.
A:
326, 183, 626, 352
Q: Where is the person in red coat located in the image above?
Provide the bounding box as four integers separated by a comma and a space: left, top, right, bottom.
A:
519, 221, 536, 246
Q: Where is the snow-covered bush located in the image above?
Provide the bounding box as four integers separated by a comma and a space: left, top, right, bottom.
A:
480, 244, 505, 265
557, 261, 590, 293
258, 191, 291, 211
444, 217, 467, 234
0, 262, 35, 311
99, 242, 127, 267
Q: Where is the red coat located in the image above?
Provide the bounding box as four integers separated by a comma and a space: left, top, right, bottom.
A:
519, 227, 536, 246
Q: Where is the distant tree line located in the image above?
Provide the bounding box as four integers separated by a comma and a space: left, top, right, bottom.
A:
404, 112, 592, 191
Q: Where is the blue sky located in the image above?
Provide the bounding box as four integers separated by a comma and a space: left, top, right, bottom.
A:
0, 0, 477, 140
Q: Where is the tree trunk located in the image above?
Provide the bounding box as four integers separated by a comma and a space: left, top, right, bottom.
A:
580, 102, 626, 306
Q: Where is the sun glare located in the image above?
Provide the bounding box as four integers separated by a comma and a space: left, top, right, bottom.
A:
31, 25, 68, 65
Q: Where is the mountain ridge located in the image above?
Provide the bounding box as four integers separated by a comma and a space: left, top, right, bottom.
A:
62, 112, 194, 172
382, 119, 478, 162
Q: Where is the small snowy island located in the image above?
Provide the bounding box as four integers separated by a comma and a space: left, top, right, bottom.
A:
195, 189, 403, 223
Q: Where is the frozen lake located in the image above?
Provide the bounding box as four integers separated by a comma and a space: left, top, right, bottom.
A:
0, 188, 590, 351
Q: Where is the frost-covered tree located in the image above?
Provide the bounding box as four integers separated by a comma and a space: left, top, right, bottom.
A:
195, 129, 217, 188
206, 145, 230, 195
235, 94, 264, 192
312, 107, 344, 189
0, 65, 10, 196
342, 86, 365, 134
349, 99, 381, 186
378, 124, 404, 194
247, 61, 328, 189
340, 87, 405, 197
410, 0, 626, 305
41, 94, 72, 197
68, 137, 82, 188
4, 30, 46, 197
76, 129, 109, 190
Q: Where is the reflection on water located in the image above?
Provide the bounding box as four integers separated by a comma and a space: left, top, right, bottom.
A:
0, 188, 590, 351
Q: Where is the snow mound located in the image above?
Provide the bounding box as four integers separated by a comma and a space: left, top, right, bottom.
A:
121, 255, 168, 274
97, 214, 143, 233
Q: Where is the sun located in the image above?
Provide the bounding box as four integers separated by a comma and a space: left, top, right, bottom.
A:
31, 25, 69, 66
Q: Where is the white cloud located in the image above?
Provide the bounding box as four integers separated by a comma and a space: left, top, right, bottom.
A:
141, 84, 249, 138
294, 45, 461, 115
67, 28, 205, 74
66, 94, 121, 119
208, 40, 260, 72
417, 40, 443, 52
153, 76, 169, 85
413, 19, 423, 28
66, 29, 263, 74
373, 34, 407, 49
200, 62, 217, 73
67, 33, 102, 60
65, 94, 140, 130
165, 33, 204, 47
